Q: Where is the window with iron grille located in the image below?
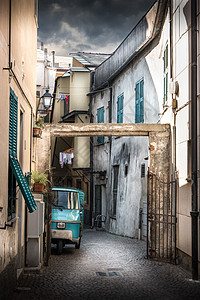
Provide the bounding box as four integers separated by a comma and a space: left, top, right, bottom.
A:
163, 44, 168, 105
113, 165, 119, 216
97, 107, 104, 144
135, 79, 144, 123
141, 164, 145, 178
117, 93, 124, 123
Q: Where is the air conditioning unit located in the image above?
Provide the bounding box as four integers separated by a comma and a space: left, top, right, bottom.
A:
28, 198, 45, 238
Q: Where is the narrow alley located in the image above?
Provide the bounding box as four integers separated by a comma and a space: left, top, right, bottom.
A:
11, 229, 200, 300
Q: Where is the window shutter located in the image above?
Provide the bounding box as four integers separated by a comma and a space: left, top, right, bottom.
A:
135, 82, 140, 123
9, 89, 18, 157
120, 94, 124, 123
140, 81, 144, 123
117, 94, 124, 123
9, 155, 37, 213
135, 80, 144, 123
97, 107, 104, 144
9, 89, 36, 213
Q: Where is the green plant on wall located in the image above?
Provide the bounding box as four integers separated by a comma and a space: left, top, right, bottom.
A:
35, 118, 44, 129
31, 171, 48, 186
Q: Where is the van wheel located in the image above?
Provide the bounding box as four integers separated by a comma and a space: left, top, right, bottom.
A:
75, 238, 81, 249
57, 240, 63, 255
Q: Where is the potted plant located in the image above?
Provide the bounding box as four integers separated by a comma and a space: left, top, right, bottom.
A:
31, 170, 48, 193
33, 118, 44, 137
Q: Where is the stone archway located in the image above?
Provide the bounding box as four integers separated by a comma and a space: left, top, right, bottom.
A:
37, 123, 173, 261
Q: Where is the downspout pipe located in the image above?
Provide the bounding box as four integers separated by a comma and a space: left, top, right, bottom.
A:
9, 0, 11, 68
89, 71, 94, 227
190, 0, 199, 281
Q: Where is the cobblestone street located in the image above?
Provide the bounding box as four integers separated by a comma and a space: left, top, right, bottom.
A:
10, 229, 200, 300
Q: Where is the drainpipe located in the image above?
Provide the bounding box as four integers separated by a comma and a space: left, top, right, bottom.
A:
89, 72, 94, 227
169, 0, 177, 263
52, 51, 55, 68
9, 0, 12, 68
190, 0, 198, 281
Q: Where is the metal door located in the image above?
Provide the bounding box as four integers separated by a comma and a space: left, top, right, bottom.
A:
95, 185, 102, 226
147, 170, 176, 262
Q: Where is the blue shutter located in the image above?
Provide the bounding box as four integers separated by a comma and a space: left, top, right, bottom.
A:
117, 97, 119, 123
140, 80, 144, 123
117, 94, 124, 123
135, 83, 140, 123
120, 94, 123, 123
9, 89, 37, 213
135, 80, 144, 123
97, 107, 104, 144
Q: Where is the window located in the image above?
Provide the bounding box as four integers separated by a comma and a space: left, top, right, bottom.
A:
117, 93, 124, 123
163, 44, 168, 105
76, 179, 82, 190
141, 164, 145, 178
9, 89, 36, 214
64, 95, 70, 115
135, 79, 144, 123
52, 191, 79, 210
113, 166, 119, 216
97, 107, 104, 144
8, 164, 16, 221
36, 90, 40, 97
125, 165, 128, 177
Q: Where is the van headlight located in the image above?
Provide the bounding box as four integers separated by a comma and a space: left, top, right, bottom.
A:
57, 222, 66, 229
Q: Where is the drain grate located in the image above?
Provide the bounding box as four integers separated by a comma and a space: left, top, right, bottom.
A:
96, 272, 107, 277
108, 271, 121, 277
96, 271, 121, 277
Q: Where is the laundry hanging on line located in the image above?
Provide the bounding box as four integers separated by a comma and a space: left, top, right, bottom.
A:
59, 152, 74, 168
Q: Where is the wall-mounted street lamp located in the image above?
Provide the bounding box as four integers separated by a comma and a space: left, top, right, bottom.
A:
37, 89, 53, 117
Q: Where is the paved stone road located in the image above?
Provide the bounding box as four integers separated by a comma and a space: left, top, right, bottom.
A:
11, 229, 200, 300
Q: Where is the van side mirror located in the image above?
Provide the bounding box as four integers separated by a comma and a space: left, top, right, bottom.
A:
80, 200, 86, 207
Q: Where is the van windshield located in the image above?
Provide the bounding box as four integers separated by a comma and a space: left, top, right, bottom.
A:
52, 191, 79, 210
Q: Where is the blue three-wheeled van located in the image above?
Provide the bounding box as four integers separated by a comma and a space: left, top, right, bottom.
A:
51, 187, 85, 254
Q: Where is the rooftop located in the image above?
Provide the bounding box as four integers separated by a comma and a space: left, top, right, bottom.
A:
70, 52, 111, 68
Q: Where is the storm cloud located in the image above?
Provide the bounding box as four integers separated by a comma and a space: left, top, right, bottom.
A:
38, 0, 155, 55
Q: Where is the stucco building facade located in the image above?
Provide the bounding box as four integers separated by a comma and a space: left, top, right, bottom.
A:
0, 0, 38, 297
90, 0, 200, 273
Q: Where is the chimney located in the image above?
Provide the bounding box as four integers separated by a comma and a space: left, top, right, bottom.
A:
52, 51, 55, 67
44, 48, 48, 66
41, 42, 44, 51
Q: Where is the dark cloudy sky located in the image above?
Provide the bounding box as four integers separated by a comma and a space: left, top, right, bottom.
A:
38, 0, 155, 56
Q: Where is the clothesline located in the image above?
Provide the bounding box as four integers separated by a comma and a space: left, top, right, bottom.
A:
59, 151, 74, 168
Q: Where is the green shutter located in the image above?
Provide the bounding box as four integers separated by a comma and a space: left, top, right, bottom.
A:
135, 83, 140, 123
97, 107, 104, 144
135, 80, 144, 123
9, 89, 18, 157
9, 154, 37, 213
117, 94, 123, 123
9, 89, 36, 213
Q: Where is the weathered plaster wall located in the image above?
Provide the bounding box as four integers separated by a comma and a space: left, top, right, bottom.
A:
90, 1, 176, 239
52, 76, 70, 124
160, 0, 194, 260
94, 1, 159, 89
0, 0, 37, 296
73, 115, 90, 169
70, 70, 90, 111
